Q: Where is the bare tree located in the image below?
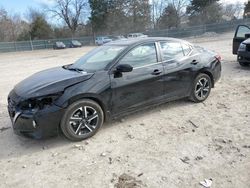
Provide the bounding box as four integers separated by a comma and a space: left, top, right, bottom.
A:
47, 0, 88, 36
10, 14, 23, 41
222, 2, 243, 20
151, 0, 189, 29
169, 0, 189, 21
151, 0, 166, 29
0, 8, 29, 42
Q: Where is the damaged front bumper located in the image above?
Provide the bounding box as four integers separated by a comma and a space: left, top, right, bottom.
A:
8, 91, 65, 139
237, 51, 250, 63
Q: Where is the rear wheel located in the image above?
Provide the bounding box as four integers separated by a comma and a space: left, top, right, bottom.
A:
61, 99, 104, 141
189, 73, 212, 103
239, 61, 250, 67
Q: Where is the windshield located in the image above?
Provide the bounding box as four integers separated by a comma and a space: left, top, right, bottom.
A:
56, 42, 64, 45
72, 40, 81, 45
69, 45, 126, 72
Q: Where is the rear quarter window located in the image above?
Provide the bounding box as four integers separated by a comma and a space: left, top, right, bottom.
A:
182, 43, 192, 56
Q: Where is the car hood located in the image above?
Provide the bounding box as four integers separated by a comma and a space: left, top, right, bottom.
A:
243, 38, 250, 44
14, 67, 94, 99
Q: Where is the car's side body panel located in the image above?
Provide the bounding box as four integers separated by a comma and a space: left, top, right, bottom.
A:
110, 63, 165, 116
162, 55, 198, 98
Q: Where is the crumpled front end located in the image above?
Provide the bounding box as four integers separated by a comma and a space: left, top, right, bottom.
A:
7, 90, 65, 139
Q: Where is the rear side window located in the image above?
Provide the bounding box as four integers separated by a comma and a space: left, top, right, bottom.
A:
182, 43, 192, 56
119, 43, 157, 68
160, 42, 184, 61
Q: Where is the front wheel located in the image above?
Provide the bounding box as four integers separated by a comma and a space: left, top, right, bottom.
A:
61, 99, 104, 141
189, 73, 212, 103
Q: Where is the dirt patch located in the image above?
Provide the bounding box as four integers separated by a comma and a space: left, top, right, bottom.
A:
115, 173, 146, 188
0, 33, 249, 188
0, 126, 11, 133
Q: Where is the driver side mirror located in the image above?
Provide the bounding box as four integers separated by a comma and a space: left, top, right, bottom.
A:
116, 64, 133, 73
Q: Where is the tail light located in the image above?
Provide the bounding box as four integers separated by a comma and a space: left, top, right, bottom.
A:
215, 55, 222, 61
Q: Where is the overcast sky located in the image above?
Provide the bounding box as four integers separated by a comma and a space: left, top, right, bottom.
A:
0, 0, 248, 16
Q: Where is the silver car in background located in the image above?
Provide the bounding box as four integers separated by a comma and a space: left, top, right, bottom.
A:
95, 36, 112, 45
127, 33, 148, 39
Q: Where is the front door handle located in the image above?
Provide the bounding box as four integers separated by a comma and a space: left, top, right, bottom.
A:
151, 69, 162, 75
191, 60, 199, 65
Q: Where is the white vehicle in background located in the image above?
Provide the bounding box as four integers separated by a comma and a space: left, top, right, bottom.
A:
95, 36, 112, 45
127, 33, 148, 39
111, 35, 126, 41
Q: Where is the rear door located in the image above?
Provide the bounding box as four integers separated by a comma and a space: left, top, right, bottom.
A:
159, 41, 198, 99
233, 25, 250, 54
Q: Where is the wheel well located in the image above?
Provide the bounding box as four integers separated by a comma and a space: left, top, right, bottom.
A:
199, 71, 214, 88
68, 96, 107, 122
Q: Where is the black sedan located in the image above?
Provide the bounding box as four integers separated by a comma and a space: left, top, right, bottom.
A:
8, 38, 221, 141
69, 40, 82, 48
53, 41, 66, 49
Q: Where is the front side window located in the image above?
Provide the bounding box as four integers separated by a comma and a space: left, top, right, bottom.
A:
119, 43, 157, 68
236, 25, 250, 38
160, 41, 184, 61
71, 45, 126, 72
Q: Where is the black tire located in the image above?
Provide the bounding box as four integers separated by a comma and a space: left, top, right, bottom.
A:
189, 73, 212, 103
239, 61, 249, 67
61, 99, 104, 141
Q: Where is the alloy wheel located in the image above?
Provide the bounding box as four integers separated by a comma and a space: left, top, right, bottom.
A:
68, 106, 99, 136
195, 77, 210, 100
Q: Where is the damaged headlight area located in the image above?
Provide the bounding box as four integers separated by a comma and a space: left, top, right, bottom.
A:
238, 43, 246, 51
18, 92, 63, 111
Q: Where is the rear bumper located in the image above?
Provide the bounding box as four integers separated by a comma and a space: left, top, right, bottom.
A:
237, 51, 250, 63
212, 60, 221, 86
8, 104, 65, 139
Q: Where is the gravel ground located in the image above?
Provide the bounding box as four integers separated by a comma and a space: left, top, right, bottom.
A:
0, 32, 249, 188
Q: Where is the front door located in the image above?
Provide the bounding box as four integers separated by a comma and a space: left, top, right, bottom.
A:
110, 43, 165, 115
233, 25, 250, 54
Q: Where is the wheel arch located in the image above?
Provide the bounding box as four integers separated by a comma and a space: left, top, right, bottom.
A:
66, 94, 109, 122
197, 69, 214, 88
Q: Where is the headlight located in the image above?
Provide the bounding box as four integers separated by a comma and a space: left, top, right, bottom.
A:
19, 92, 63, 110
239, 43, 246, 51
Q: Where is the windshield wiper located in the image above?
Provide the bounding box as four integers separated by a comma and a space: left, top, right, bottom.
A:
63, 65, 84, 73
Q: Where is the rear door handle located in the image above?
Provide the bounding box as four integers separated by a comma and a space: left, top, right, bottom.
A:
191, 60, 199, 65
151, 69, 162, 75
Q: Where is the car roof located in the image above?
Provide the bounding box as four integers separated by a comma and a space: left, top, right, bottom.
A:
105, 37, 191, 46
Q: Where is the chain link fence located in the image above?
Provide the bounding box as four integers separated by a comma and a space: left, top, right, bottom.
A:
146, 18, 250, 38
1, 18, 250, 53
0, 36, 93, 53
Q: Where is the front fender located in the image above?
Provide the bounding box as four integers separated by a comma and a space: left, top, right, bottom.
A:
54, 71, 112, 120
